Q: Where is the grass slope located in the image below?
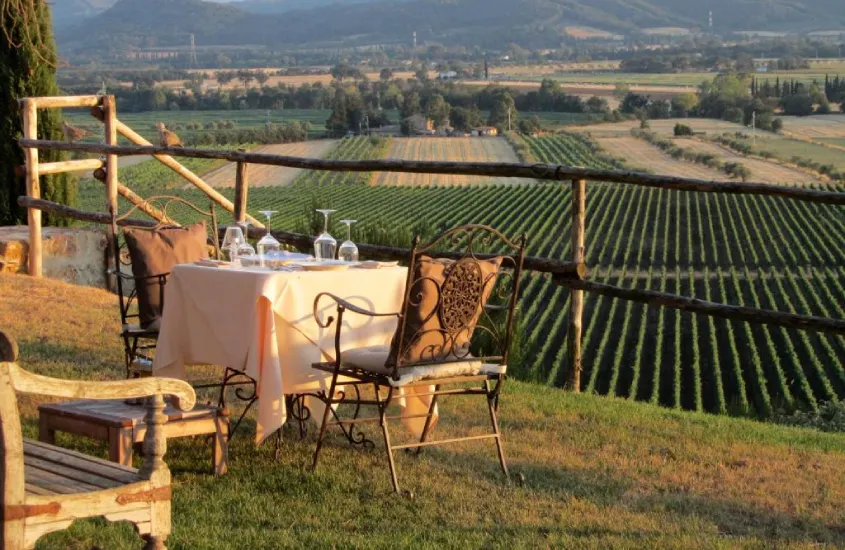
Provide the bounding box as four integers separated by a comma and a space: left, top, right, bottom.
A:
1, 272, 844, 549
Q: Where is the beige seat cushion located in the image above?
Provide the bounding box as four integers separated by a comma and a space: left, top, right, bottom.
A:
341, 345, 506, 387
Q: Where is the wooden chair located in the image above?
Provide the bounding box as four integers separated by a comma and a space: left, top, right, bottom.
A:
108, 196, 220, 378
0, 331, 196, 550
311, 224, 527, 492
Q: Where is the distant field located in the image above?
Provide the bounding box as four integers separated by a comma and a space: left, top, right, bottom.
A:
199, 140, 337, 188
65, 109, 332, 141
674, 138, 822, 186
535, 70, 841, 88
373, 137, 523, 186
595, 136, 730, 180
751, 136, 845, 170
577, 118, 750, 137
778, 114, 845, 140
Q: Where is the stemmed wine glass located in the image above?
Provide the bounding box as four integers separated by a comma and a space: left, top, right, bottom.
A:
313, 209, 337, 261
338, 220, 359, 262
221, 225, 245, 265
257, 210, 281, 267
236, 221, 256, 264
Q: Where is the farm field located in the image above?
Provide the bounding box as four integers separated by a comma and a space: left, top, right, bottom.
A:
751, 136, 845, 171
463, 80, 694, 100
521, 70, 842, 89
65, 109, 332, 141
577, 118, 750, 137
112, 135, 845, 419
593, 136, 731, 180
779, 114, 845, 140
199, 140, 337, 188
373, 137, 524, 186
673, 138, 823, 186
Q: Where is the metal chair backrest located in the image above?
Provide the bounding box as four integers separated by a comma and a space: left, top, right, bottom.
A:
392, 224, 528, 373
108, 195, 220, 328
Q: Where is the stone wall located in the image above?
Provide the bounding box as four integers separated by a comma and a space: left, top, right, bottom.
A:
0, 226, 109, 289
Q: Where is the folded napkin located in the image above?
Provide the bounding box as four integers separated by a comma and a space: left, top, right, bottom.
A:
194, 259, 233, 268
356, 260, 400, 269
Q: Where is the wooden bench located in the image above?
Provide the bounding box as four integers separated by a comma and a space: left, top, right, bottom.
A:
1, 331, 196, 550
38, 399, 229, 476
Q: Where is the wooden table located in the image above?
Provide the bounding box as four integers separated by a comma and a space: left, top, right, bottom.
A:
38, 399, 230, 476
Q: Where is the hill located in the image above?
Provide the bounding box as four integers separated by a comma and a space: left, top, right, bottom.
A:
2, 270, 844, 548
56, 0, 845, 54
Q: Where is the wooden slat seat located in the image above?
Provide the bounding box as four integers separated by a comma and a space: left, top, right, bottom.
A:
23, 440, 142, 497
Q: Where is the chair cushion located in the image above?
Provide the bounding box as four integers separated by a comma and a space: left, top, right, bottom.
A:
389, 255, 502, 366
342, 345, 506, 387
124, 223, 208, 329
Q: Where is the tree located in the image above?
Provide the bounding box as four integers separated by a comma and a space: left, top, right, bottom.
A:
671, 93, 699, 117
215, 71, 235, 87
400, 91, 421, 119
517, 115, 542, 134
450, 106, 483, 133
674, 123, 694, 136
426, 94, 451, 129
236, 69, 255, 91
781, 93, 814, 116
254, 71, 270, 87
487, 90, 517, 130
379, 68, 394, 81
1, 0, 75, 225
325, 87, 348, 135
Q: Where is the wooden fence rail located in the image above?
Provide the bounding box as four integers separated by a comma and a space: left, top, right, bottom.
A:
18, 139, 845, 206
17, 196, 845, 337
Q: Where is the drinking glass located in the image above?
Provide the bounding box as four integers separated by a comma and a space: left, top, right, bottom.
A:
236, 221, 256, 262
338, 220, 359, 262
257, 210, 281, 266
222, 225, 245, 264
313, 209, 337, 261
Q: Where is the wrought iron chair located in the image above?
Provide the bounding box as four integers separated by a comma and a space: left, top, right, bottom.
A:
311, 224, 527, 492
109, 195, 221, 379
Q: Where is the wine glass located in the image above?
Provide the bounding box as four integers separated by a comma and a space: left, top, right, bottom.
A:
257, 210, 281, 266
222, 225, 245, 264
313, 209, 337, 261
236, 221, 256, 263
338, 220, 359, 262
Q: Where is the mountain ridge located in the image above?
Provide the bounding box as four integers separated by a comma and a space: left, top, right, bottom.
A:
56, 0, 845, 54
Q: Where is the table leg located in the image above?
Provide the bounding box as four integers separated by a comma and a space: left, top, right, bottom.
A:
109, 427, 134, 466
39, 415, 56, 444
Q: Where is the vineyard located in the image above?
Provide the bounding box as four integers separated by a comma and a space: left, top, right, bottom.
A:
95, 134, 845, 418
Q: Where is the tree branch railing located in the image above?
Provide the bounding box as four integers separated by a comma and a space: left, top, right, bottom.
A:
16, 95, 845, 393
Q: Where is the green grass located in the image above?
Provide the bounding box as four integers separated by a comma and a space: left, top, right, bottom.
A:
2, 273, 845, 549
752, 136, 845, 170
64, 109, 334, 142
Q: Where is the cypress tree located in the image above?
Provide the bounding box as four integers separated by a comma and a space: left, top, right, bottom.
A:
1, 0, 76, 226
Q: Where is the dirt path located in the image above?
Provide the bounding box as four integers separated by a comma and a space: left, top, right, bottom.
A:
674, 139, 823, 186
595, 136, 731, 180
197, 141, 336, 188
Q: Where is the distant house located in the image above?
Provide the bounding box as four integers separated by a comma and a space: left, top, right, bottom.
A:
471, 126, 498, 137
438, 70, 458, 80
404, 114, 435, 135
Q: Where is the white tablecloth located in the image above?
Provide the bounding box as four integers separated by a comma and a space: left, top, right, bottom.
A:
152, 264, 432, 443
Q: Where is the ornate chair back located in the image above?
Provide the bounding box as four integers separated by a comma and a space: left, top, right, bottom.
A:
390, 224, 528, 376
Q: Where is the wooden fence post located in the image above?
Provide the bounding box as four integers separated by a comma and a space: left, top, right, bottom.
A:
21, 99, 42, 278
102, 95, 119, 219
568, 179, 586, 392
233, 152, 249, 225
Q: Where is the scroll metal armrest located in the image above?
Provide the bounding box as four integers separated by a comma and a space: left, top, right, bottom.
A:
313, 292, 400, 328
4, 362, 196, 411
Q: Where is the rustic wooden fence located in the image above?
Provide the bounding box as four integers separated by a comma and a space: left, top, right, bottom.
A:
15, 95, 845, 391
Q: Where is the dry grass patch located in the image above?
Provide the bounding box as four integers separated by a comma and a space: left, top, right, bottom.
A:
373, 137, 524, 186
199, 140, 338, 188
594, 136, 731, 180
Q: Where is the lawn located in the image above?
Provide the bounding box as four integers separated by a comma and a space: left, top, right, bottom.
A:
2, 273, 845, 549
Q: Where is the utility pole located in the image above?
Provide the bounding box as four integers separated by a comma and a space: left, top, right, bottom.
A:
507, 107, 512, 132
189, 33, 198, 68
751, 111, 756, 145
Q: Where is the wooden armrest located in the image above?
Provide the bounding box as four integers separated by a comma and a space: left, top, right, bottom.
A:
3, 362, 196, 411
313, 292, 399, 328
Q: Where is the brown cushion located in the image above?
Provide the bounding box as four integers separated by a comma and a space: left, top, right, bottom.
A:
124, 222, 208, 328
389, 255, 502, 365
